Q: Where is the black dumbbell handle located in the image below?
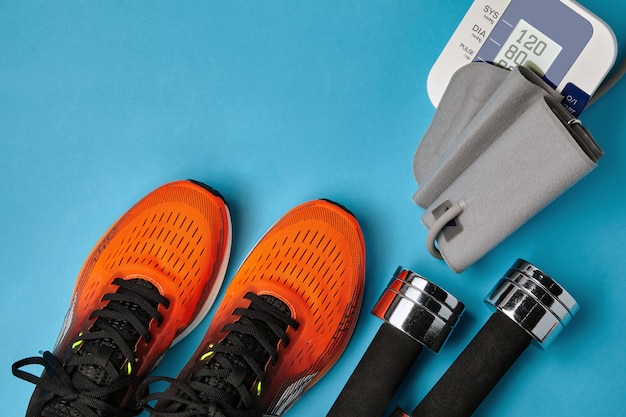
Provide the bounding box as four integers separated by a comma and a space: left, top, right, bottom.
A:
327, 322, 423, 417
411, 311, 531, 417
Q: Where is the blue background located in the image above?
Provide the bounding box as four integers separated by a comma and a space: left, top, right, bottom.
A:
2, 1, 625, 415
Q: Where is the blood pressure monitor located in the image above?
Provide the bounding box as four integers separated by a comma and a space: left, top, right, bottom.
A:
427, 0, 617, 114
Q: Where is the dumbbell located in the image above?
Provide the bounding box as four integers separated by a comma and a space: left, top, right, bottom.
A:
326, 266, 464, 417
390, 259, 578, 417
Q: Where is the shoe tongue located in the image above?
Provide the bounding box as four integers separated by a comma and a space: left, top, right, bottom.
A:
41, 404, 83, 417
44, 279, 162, 416
260, 294, 291, 316
41, 404, 75, 417
76, 279, 159, 385
197, 295, 292, 412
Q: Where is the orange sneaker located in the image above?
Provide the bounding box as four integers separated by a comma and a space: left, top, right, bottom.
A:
140, 199, 366, 417
12, 180, 232, 417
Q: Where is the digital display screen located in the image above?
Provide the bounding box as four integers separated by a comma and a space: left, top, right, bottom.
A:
494, 19, 563, 74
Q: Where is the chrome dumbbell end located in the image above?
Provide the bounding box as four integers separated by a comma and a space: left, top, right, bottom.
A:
372, 266, 465, 353
485, 258, 579, 348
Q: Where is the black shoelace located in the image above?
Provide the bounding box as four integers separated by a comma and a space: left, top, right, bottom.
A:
138, 292, 299, 417
12, 278, 170, 417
